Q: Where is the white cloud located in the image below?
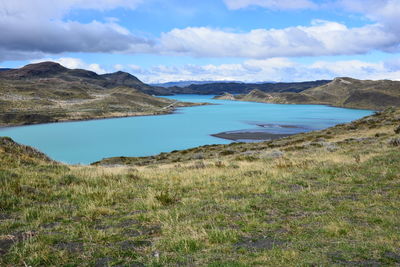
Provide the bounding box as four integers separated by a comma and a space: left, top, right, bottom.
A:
159, 1, 400, 58
27, 56, 400, 83
31, 57, 107, 74
123, 58, 400, 83
338, 0, 400, 35
0, 0, 143, 20
223, 0, 317, 10
1, 0, 400, 62
159, 20, 398, 58
114, 64, 124, 71
0, 0, 151, 61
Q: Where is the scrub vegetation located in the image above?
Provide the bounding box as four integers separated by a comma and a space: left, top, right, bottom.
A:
0, 62, 201, 127
1, 108, 399, 266
215, 77, 400, 110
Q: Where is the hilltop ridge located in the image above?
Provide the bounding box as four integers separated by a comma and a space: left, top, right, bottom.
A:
1, 62, 69, 79
158, 80, 331, 95
215, 77, 400, 110
0, 62, 199, 126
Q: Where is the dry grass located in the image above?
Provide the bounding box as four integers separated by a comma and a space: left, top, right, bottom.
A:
0, 108, 399, 266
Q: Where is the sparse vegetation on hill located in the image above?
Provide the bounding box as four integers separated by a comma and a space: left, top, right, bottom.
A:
0, 62, 201, 126
216, 77, 400, 110
1, 108, 399, 266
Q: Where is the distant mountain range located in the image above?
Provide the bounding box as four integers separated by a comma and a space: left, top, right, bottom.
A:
150, 80, 242, 87
0, 68, 12, 72
215, 77, 400, 110
162, 80, 331, 95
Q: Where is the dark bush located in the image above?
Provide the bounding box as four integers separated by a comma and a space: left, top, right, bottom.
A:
59, 174, 82, 185
389, 138, 400, 147
219, 150, 235, 156
155, 190, 180, 206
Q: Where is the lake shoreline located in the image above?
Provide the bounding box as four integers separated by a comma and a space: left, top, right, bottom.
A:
0, 110, 173, 129
0, 102, 209, 129
211, 131, 293, 141
1, 95, 373, 164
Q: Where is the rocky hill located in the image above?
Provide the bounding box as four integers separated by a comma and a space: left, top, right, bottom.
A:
0, 62, 198, 126
216, 77, 400, 110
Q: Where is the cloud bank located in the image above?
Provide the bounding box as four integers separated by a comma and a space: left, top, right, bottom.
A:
223, 0, 317, 10
158, 0, 400, 58
159, 20, 398, 58
0, 0, 151, 61
31, 57, 107, 74
103, 57, 400, 83
0, 0, 399, 62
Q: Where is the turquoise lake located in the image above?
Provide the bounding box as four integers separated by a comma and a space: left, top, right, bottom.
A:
0, 95, 373, 164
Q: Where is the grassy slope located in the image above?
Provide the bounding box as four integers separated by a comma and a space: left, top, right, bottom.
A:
1, 109, 400, 266
215, 77, 400, 110
0, 63, 198, 127
0, 86, 189, 126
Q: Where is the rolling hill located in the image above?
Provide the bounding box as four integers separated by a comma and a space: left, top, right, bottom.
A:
0, 62, 198, 126
215, 77, 400, 110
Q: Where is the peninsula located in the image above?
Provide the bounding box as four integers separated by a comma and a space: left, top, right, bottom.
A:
0, 62, 201, 127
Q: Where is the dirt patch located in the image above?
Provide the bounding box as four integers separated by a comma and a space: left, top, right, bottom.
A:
116, 219, 140, 228
122, 224, 161, 237
95, 257, 113, 267
0, 213, 12, 220
119, 240, 152, 250
0, 231, 37, 256
383, 252, 400, 264
55, 241, 84, 253
123, 229, 141, 237
141, 225, 162, 236
288, 184, 305, 192
0, 238, 14, 256
235, 236, 285, 250
94, 224, 112, 230
328, 252, 382, 266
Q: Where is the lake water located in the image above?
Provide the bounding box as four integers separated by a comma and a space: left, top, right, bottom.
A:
0, 95, 373, 164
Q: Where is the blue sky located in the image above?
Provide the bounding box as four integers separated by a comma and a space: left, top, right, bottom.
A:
1, 0, 400, 83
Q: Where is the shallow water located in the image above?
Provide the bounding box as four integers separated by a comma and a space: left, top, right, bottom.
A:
0, 95, 373, 164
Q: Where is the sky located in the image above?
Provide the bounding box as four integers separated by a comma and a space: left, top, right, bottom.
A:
1, 0, 400, 83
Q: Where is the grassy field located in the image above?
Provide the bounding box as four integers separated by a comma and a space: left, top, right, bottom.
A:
0, 108, 399, 266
